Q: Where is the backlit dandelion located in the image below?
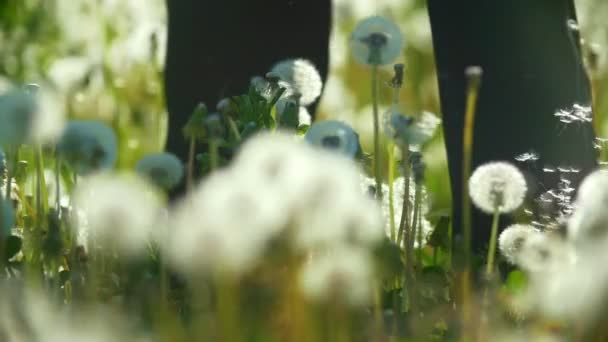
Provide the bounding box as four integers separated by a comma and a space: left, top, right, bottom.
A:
498, 224, 538, 265
135, 152, 184, 190
568, 169, 608, 242
304, 120, 360, 158
0, 89, 37, 146
72, 173, 163, 256
350, 16, 405, 66
469, 162, 527, 214
517, 233, 572, 274
270, 59, 323, 106
299, 246, 374, 306
56, 120, 118, 175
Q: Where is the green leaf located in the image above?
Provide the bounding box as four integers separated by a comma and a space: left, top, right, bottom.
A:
374, 238, 404, 282
504, 270, 528, 295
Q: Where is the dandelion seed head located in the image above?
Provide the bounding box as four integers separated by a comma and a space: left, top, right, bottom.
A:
72, 173, 163, 256
517, 233, 572, 274
351, 16, 405, 66
299, 246, 374, 306
498, 224, 539, 265
568, 169, 608, 242
469, 162, 527, 214
304, 120, 360, 158
270, 59, 323, 106
0, 89, 37, 146
57, 120, 118, 175
135, 152, 184, 190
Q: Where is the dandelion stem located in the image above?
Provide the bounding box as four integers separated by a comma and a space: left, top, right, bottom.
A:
55, 150, 61, 213
397, 147, 411, 246
410, 183, 421, 269
371, 65, 383, 201
387, 144, 396, 241
485, 208, 501, 277
186, 138, 196, 190
216, 275, 239, 342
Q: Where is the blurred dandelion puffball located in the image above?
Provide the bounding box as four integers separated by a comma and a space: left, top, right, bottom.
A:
270, 59, 323, 106
72, 173, 163, 256
568, 169, 608, 242
516, 233, 572, 274
305, 120, 360, 158
0, 89, 37, 146
498, 224, 538, 265
1, 199, 14, 236
350, 16, 405, 66
299, 247, 373, 306
168, 132, 384, 275
57, 120, 118, 175
468, 162, 527, 214
135, 152, 184, 190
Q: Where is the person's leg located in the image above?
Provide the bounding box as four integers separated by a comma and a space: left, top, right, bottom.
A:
164, 0, 331, 191
427, 0, 596, 250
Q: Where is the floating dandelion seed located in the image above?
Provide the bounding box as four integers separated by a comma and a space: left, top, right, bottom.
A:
514, 151, 539, 162
72, 173, 163, 256
270, 59, 323, 106
305, 120, 360, 158
498, 224, 539, 265
350, 16, 405, 66
56, 120, 118, 175
135, 152, 184, 190
299, 246, 374, 306
554, 104, 592, 124
469, 162, 527, 214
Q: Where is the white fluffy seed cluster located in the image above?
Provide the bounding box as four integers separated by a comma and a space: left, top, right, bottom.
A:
270, 59, 323, 107
468, 161, 527, 214
168, 132, 384, 286
350, 16, 405, 66
567, 169, 608, 243
498, 224, 539, 265
72, 173, 164, 256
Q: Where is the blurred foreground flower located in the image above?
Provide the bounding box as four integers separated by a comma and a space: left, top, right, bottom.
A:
72, 173, 164, 256
135, 152, 184, 190
57, 120, 118, 175
168, 132, 383, 276
568, 169, 608, 243
350, 16, 405, 66
299, 246, 373, 306
0, 89, 37, 146
469, 162, 527, 214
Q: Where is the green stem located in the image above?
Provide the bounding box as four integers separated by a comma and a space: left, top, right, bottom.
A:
410, 184, 421, 269
55, 150, 61, 212
371, 65, 382, 201
387, 144, 396, 241
186, 138, 196, 191
397, 147, 411, 246
485, 209, 501, 277
216, 275, 239, 342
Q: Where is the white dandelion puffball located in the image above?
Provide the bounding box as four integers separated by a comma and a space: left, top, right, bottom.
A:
135, 152, 184, 190
350, 16, 405, 66
169, 168, 290, 275
568, 169, 608, 242
299, 246, 374, 306
498, 224, 539, 265
516, 233, 572, 274
72, 173, 163, 256
469, 162, 527, 214
271, 59, 323, 106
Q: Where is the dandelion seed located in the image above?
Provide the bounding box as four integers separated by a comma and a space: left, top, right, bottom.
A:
72, 173, 163, 256
351, 16, 405, 66
270, 59, 323, 106
135, 152, 184, 190
304, 120, 360, 158
56, 120, 118, 175
514, 151, 539, 162
468, 162, 527, 214
299, 246, 373, 306
498, 224, 539, 265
